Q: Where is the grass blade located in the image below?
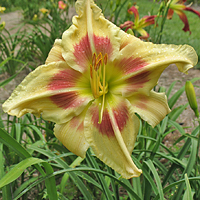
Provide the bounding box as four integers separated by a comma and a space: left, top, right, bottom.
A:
0, 63, 26, 87
166, 81, 177, 98
144, 160, 164, 200
42, 162, 58, 200
0, 157, 44, 188
0, 141, 12, 199
28, 145, 93, 200
86, 150, 114, 200
155, 176, 200, 200
0, 128, 31, 159
172, 136, 198, 199
13, 177, 38, 198
162, 126, 199, 187
183, 174, 194, 200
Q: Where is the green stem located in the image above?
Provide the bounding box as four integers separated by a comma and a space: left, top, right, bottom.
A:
156, 0, 171, 44
196, 118, 200, 197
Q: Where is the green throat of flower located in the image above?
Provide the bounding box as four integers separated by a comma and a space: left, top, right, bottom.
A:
90, 52, 108, 123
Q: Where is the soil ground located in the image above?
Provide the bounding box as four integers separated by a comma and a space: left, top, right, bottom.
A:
0, 9, 200, 148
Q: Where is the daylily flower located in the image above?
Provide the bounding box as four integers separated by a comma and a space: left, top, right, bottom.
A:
120, 5, 156, 39
0, 6, 6, 13
2, 0, 198, 179
167, 0, 200, 33
39, 8, 50, 15
58, 1, 67, 10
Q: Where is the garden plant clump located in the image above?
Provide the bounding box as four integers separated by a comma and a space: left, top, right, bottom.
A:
0, 0, 200, 199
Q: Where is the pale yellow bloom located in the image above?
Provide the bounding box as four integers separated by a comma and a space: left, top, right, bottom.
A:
0, 6, 6, 13
39, 8, 49, 14
2, 0, 198, 179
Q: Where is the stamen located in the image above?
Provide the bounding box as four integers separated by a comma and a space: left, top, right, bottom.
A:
90, 52, 108, 123
92, 53, 96, 67
95, 59, 102, 71
97, 52, 102, 62
90, 64, 93, 79
104, 53, 108, 65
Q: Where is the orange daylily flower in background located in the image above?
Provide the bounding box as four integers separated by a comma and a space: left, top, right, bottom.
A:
167, 0, 200, 33
2, 0, 198, 179
58, 1, 67, 10
120, 5, 156, 39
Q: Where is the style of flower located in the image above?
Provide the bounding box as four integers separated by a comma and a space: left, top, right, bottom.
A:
0, 6, 6, 13
120, 5, 156, 39
58, 1, 67, 10
2, 0, 198, 179
167, 0, 200, 33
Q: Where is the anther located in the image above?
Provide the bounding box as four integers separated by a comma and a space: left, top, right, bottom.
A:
96, 52, 102, 63
95, 59, 102, 71
104, 53, 108, 65
92, 53, 96, 67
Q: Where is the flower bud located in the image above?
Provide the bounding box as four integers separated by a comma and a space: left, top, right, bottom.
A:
185, 81, 199, 118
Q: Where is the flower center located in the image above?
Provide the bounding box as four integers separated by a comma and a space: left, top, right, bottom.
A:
90, 52, 108, 123
90, 52, 108, 99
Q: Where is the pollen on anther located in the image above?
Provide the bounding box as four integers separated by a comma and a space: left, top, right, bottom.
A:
92, 53, 97, 67
97, 52, 103, 63
104, 53, 108, 65
95, 59, 102, 71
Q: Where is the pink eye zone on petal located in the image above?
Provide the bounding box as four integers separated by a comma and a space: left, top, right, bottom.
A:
93, 35, 113, 58
69, 118, 84, 131
117, 57, 148, 75
126, 70, 150, 89
73, 34, 113, 71
48, 69, 82, 90
134, 94, 148, 109
73, 34, 92, 69
50, 91, 82, 109
91, 104, 129, 137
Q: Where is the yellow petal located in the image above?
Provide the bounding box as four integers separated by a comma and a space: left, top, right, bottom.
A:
84, 94, 142, 179
54, 111, 89, 158
127, 91, 171, 127
61, 0, 121, 73
45, 39, 65, 64
2, 62, 93, 124
111, 32, 198, 97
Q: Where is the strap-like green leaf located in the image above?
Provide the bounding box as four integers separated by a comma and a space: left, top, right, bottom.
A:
144, 160, 164, 200
0, 157, 44, 188
183, 174, 194, 200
